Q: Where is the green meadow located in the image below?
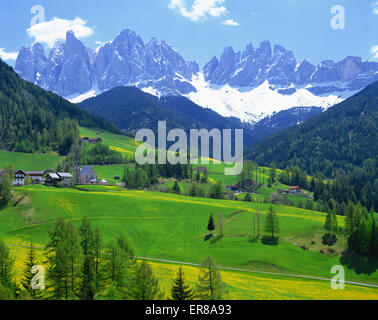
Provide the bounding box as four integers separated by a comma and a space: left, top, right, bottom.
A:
2, 185, 377, 290
1, 128, 377, 300
78, 126, 140, 156
0, 150, 60, 171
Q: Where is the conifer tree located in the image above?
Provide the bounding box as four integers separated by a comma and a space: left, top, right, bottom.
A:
207, 214, 215, 235
196, 257, 225, 300
264, 205, 280, 238
171, 267, 195, 300
21, 243, 41, 299
0, 239, 13, 288
130, 261, 161, 300
371, 217, 378, 257
78, 218, 96, 300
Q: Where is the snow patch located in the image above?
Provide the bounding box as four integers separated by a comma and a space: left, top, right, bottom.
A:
185, 72, 344, 123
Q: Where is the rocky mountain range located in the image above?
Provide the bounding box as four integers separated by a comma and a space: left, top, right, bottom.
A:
14, 28, 378, 123
15, 29, 199, 99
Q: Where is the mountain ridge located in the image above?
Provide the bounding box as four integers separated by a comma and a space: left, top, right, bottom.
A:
14, 28, 378, 123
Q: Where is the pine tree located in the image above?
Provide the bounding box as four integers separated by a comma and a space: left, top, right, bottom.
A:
171, 267, 195, 300
0, 239, 13, 288
46, 220, 82, 300
21, 243, 41, 299
130, 261, 161, 300
78, 218, 96, 300
196, 257, 225, 300
324, 210, 332, 235
264, 205, 280, 239
345, 201, 355, 236
207, 214, 215, 235
210, 181, 225, 199
371, 217, 378, 257
103, 281, 122, 300
357, 218, 371, 255
93, 228, 103, 294
103, 235, 135, 299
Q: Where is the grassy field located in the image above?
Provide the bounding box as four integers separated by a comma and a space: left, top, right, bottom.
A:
1, 185, 377, 294
7, 245, 377, 300
0, 150, 60, 171
78, 127, 140, 156
1, 128, 377, 300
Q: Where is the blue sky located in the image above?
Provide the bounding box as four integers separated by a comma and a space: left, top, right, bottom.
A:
0, 0, 377, 67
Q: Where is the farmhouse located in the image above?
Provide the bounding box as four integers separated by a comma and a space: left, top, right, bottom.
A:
45, 173, 61, 186
289, 186, 302, 194
13, 170, 26, 186
80, 137, 102, 144
57, 172, 73, 187
77, 166, 98, 185
88, 138, 102, 144
45, 172, 73, 187
25, 171, 46, 184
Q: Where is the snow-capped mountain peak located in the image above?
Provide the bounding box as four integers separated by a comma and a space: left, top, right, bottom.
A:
14, 28, 378, 123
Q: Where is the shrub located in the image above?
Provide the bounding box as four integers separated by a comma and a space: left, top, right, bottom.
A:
322, 233, 337, 246
261, 236, 279, 245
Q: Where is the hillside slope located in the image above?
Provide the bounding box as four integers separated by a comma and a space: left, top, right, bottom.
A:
78, 86, 203, 134
247, 80, 378, 177
79, 86, 259, 147
0, 60, 118, 154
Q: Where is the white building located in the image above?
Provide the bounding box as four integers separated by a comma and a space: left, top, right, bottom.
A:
13, 170, 26, 186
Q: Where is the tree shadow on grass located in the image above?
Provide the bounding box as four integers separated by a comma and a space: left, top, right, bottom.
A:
203, 234, 213, 241
209, 235, 223, 244
339, 249, 378, 275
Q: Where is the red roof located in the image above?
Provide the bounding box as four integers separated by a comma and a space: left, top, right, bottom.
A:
290, 186, 301, 190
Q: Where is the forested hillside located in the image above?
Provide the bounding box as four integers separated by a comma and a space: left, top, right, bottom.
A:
247, 80, 378, 176
0, 60, 118, 155
247, 81, 378, 211
78, 86, 203, 135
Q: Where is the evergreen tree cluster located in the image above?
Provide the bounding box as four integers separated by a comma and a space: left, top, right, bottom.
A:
122, 162, 196, 190
0, 217, 229, 300
279, 162, 378, 213
344, 202, 378, 257
43, 218, 161, 300
79, 142, 128, 165
248, 81, 378, 211
0, 60, 117, 155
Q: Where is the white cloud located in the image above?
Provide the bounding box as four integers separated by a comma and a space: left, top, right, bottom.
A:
372, 1, 378, 14
222, 19, 239, 26
168, 0, 227, 21
371, 45, 378, 59
0, 48, 18, 61
26, 17, 94, 47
